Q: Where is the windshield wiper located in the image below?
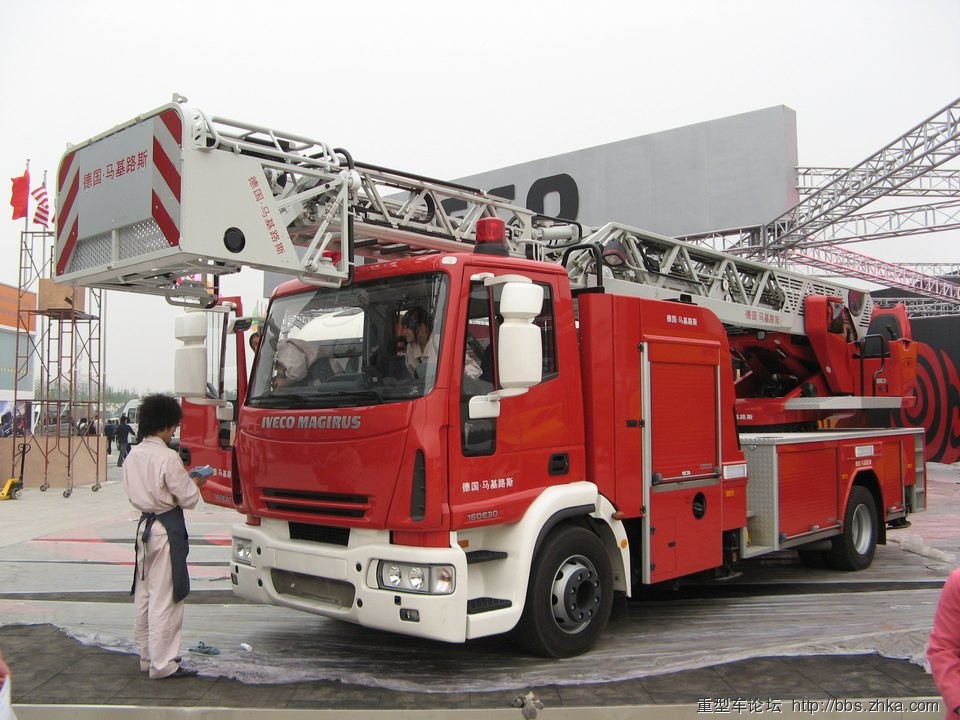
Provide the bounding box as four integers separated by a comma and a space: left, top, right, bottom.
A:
320, 390, 384, 406
247, 390, 384, 408
247, 393, 313, 407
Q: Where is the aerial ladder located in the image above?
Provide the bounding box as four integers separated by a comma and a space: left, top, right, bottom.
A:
55, 97, 918, 428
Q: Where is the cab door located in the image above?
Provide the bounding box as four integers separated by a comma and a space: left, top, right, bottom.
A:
448, 273, 573, 529
178, 297, 248, 509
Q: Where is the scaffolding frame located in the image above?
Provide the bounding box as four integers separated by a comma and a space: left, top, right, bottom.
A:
13, 229, 106, 497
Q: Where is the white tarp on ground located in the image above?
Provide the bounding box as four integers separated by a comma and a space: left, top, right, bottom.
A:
0, 463, 957, 693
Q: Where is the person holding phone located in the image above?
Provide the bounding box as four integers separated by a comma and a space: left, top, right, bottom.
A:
122, 394, 210, 680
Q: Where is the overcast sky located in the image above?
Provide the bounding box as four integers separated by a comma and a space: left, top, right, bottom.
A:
2, 0, 958, 393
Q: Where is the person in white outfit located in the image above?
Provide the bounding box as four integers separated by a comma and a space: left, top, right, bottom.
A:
122, 394, 208, 680
403, 306, 439, 378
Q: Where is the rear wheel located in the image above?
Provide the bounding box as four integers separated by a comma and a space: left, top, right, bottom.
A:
514, 525, 613, 658
827, 486, 877, 571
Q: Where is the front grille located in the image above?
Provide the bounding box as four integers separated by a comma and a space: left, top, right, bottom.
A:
261, 488, 369, 518
289, 522, 350, 546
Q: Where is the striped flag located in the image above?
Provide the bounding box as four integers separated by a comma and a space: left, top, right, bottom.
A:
31, 183, 51, 228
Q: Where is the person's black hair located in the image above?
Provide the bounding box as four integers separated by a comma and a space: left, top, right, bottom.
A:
137, 394, 182, 439
404, 306, 430, 331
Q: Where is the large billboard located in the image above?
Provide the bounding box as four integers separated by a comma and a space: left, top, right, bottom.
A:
452, 105, 799, 236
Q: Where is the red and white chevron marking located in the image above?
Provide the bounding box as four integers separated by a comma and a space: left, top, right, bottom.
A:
151, 108, 182, 247
56, 148, 80, 276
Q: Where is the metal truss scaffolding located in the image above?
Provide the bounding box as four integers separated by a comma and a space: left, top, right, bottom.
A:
760, 96, 960, 255
13, 229, 106, 497
679, 96, 960, 316
797, 167, 960, 198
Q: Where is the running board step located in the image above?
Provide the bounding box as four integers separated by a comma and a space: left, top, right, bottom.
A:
465, 550, 508, 564
467, 597, 512, 614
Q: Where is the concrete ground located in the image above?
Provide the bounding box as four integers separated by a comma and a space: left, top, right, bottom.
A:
0, 458, 956, 718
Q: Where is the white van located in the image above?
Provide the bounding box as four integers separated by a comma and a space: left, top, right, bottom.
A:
120, 398, 141, 442
120, 397, 181, 448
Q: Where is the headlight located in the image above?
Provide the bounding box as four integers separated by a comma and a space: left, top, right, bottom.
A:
408, 566, 424, 590
377, 561, 455, 595
232, 538, 253, 565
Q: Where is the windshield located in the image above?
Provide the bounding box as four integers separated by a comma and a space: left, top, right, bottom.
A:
248, 273, 449, 408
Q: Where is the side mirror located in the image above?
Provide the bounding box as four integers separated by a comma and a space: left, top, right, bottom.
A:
174, 312, 208, 398
469, 395, 500, 419
229, 316, 256, 333
174, 311, 233, 410
468, 280, 544, 421
497, 282, 544, 394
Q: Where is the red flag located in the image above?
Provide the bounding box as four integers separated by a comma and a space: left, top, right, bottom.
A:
31, 184, 51, 228
10, 170, 29, 220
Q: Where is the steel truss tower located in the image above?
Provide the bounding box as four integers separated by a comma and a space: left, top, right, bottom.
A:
680, 96, 960, 314
13, 229, 106, 497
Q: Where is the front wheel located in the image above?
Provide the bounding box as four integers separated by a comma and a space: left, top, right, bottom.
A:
514, 524, 613, 658
827, 486, 877, 571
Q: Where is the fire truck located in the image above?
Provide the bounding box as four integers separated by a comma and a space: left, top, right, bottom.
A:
55, 99, 925, 658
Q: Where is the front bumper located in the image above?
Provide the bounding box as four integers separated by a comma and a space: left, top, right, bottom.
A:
230, 519, 470, 643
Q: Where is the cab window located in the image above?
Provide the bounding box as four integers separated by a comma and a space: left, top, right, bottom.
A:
459, 280, 556, 456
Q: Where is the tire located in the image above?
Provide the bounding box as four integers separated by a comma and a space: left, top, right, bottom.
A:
514, 524, 613, 658
827, 486, 877, 571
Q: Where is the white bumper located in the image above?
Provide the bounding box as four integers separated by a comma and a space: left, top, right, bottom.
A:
230, 519, 470, 643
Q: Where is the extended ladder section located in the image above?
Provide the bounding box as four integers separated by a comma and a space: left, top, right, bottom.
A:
565, 224, 873, 335
54, 98, 871, 333
54, 100, 575, 305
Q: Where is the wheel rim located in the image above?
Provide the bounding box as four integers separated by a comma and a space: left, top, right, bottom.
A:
851, 503, 873, 555
550, 554, 601, 634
